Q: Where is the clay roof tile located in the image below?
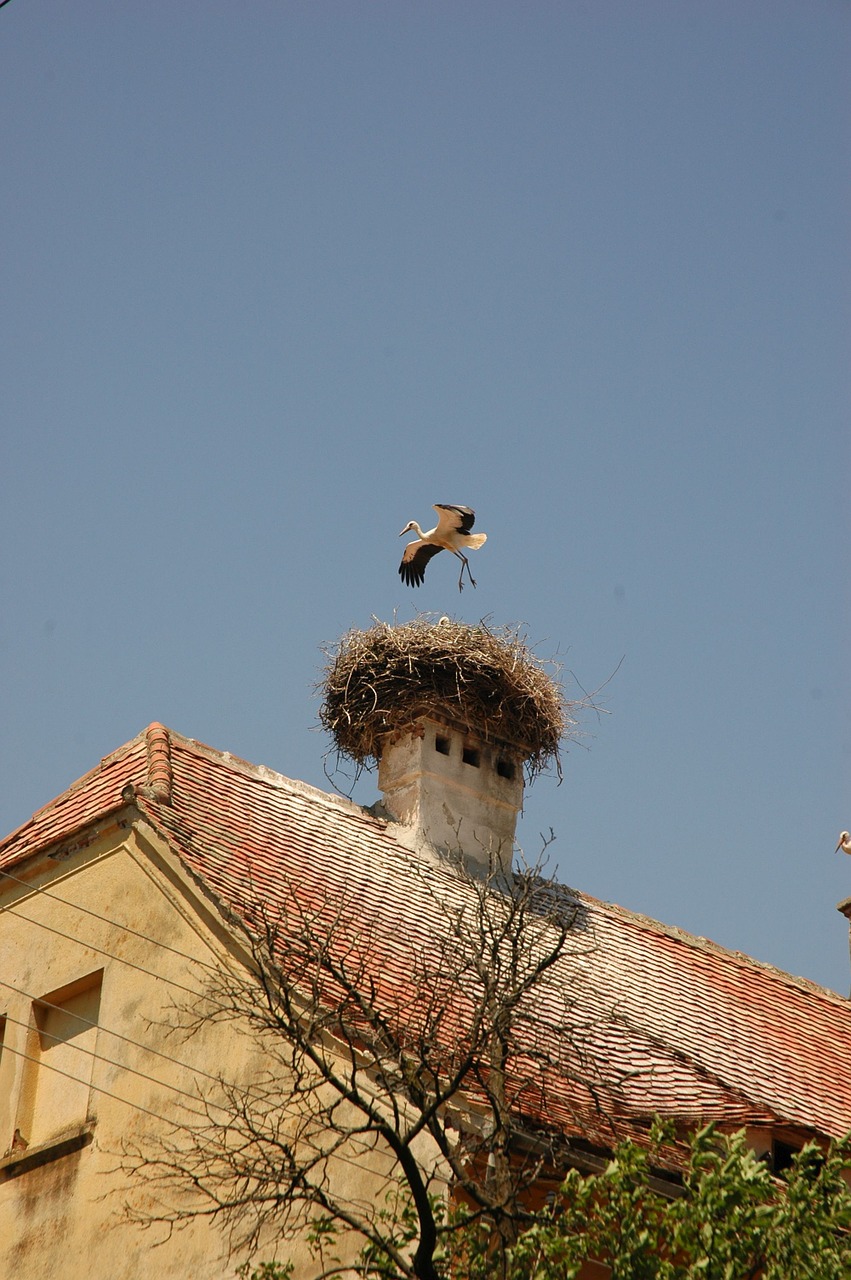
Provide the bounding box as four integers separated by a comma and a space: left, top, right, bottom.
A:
2, 724, 850, 1141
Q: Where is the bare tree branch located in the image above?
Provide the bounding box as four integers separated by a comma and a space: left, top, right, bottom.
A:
117, 846, 615, 1279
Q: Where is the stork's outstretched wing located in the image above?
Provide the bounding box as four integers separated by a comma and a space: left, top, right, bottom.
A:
399, 541, 442, 587
433, 504, 476, 536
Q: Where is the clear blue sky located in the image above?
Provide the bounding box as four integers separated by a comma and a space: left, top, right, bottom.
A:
2, 3, 848, 991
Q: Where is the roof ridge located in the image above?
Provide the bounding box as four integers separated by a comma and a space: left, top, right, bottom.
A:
144, 722, 173, 804
575, 886, 851, 1009
147, 729, 851, 1010
165, 731, 379, 821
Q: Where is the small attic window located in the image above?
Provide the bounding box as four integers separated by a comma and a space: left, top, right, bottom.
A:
434, 735, 450, 756
495, 758, 515, 780
462, 746, 480, 768
17, 971, 103, 1153
772, 1139, 803, 1174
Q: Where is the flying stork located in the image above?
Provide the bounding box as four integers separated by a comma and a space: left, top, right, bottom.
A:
836, 832, 851, 856
398, 504, 487, 592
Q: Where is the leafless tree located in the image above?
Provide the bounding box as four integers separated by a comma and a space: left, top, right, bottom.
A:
119, 847, 608, 1280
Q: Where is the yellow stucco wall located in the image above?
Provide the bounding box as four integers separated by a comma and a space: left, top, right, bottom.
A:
0, 815, 408, 1280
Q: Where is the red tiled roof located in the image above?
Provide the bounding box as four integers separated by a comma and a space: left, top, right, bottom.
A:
2, 724, 850, 1142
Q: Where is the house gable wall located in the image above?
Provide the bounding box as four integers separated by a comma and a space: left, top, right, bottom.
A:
0, 823, 401, 1280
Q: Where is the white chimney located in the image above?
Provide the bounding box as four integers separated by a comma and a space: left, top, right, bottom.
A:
377, 715, 523, 876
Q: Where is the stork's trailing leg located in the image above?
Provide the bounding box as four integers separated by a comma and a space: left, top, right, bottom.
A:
454, 552, 477, 592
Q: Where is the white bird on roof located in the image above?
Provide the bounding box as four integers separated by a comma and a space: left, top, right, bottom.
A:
836, 831, 851, 856
399, 504, 487, 592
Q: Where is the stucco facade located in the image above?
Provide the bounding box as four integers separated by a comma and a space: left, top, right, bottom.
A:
0, 812, 405, 1280
2, 818, 239, 1277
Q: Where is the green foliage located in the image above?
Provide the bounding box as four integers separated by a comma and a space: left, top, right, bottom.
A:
237, 1126, 851, 1280
486, 1125, 851, 1280
235, 1262, 294, 1280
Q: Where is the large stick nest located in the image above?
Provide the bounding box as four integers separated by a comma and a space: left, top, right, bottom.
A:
318, 617, 570, 781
